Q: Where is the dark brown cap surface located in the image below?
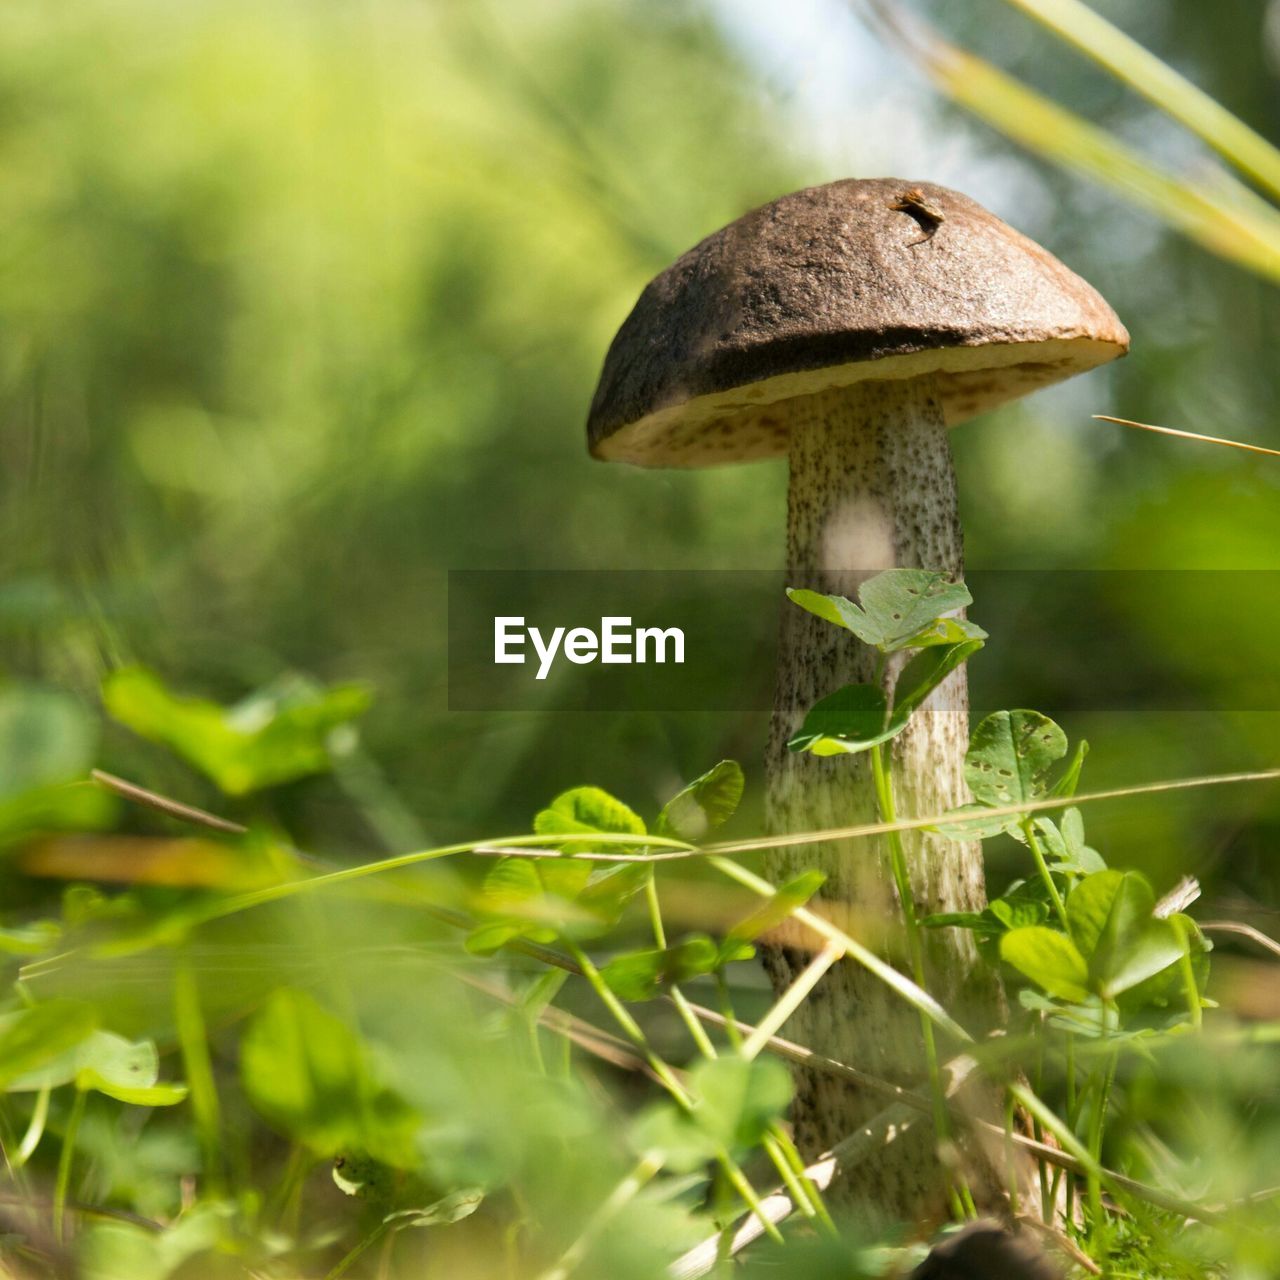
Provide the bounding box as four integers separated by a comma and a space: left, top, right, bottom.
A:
588, 178, 1128, 467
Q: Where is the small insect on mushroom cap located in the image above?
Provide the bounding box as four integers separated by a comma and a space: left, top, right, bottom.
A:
889, 187, 946, 242
910, 1220, 1062, 1280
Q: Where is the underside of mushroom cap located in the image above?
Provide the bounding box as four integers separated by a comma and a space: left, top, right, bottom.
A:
587, 178, 1129, 467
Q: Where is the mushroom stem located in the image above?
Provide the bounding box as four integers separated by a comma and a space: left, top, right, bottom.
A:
764, 375, 1005, 1218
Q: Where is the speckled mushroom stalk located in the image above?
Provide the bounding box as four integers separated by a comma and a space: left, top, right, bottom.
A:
763, 375, 1001, 1219
586, 177, 1128, 1223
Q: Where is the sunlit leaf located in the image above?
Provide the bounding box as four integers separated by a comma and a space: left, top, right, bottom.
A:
0, 1001, 98, 1090
0, 683, 113, 841
890, 639, 984, 726
1000, 926, 1090, 1002
103, 668, 371, 795
78, 1069, 188, 1107
727, 870, 827, 944
656, 761, 744, 841
787, 683, 892, 756
688, 1056, 792, 1150
601, 935, 722, 1002
786, 571, 973, 653
534, 786, 646, 844
964, 710, 1068, 811
384, 1188, 485, 1229
1067, 870, 1187, 1000
240, 988, 419, 1167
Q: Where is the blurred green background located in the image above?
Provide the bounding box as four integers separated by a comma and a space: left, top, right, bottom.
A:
1, 0, 1277, 901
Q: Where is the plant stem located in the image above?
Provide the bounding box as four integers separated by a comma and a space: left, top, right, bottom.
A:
566, 942, 689, 1104
325, 1221, 392, 1280
767, 1126, 837, 1234
537, 1153, 664, 1280
1174, 918, 1202, 1031
644, 870, 832, 1226
742, 942, 843, 1060
645, 874, 717, 1060
564, 941, 783, 1244
1021, 818, 1069, 930
1032, 1025, 1051, 1221
1049, 1030, 1078, 1218
174, 956, 224, 1195
15, 1085, 50, 1168
870, 738, 970, 1218
708, 857, 971, 1045
1088, 1002, 1119, 1248
53, 1087, 87, 1244
714, 974, 744, 1052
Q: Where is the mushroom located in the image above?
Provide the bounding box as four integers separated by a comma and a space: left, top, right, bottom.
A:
587, 178, 1127, 1216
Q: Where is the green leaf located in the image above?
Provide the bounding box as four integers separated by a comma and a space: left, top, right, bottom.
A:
240, 989, 419, 1167
600, 935, 722, 1002
0, 920, 63, 956
1118, 914, 1211, 1016
77, 1069, 188, 1107
688, 1056, 793, 1150
7, 1023, 185, 1104
656, 761, 744, 841
890, 639, 984, 727
1067, 870, 1143, 959
1000, 927, 1091, 1002
0, 683, 114, 842
922, 910, 994, 933
0, 1000, 98, 1090
929, 803, 1019, 841
74, 1032, 160, 1093
103, 667, 371, 796
0, 683, 97, 802
466, 849, 612, 951
989, 879, 1053, 931
533, 785, 647, 887
716, 938, 757, 966
534, 786, 646, 842
727, 870, 827, 943
1066, 871, 1188, 1000
787, 684, 893, 756
1018, 989, 1112, 1037
1037, 810, 1106, 876
478, 856, 545, 911
8, 1028, 145, 1093
965, 710, 1068, 809
576, 863, 651, 920
630, 1104, 717, 1173
1051, 739, 1090, 798
787, 570, 973, 653
384, 1188, 485, 1230
930, 881, 1050, 968
463, 921, 531, 956
783, 588, 863, 633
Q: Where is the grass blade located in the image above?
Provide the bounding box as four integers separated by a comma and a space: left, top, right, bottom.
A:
1094, 415, 1280, 460
859, 1, 1280, 283
993, 0, 1280, 204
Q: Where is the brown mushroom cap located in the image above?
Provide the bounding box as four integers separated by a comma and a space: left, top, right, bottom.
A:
587, 178, 1129, 467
